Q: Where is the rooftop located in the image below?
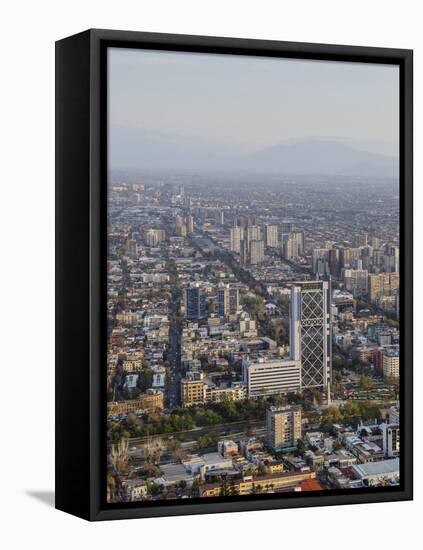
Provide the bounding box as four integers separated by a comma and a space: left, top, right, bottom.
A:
352, 458, 399, 478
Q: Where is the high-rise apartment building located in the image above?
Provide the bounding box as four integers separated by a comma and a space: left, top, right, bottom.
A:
339, 247, 350, 269
284, 231, 305, 260
360, 246, 372, 270
384, 245, 399, 273
369, 272, 399, 303
240, 238, 249, 266
144, 228, 166, 247
266, 406, 302, 450
265, 224, 279, 247
217, 285, 239, 317
186, 214, 194, 234
284, 236, 297, 261
382, 347, 400, 379
372, 248, 384, 270
312, 248, 328, 274
230, 226, 244, 253
250, 240, 264, 264
340, 247, 363, 270
349, 248, 363, 267
292, 230, 305, 255
344, 268, 369, 297
246, 224, 261, 247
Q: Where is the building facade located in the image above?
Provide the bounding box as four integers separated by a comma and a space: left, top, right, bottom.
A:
250, 240, 264, 265
181, 378, 206, 406
267, 405, 302, 450
243, 359, 301, 398
290, 281, 332, 389
382, 346, 400, 379
381, 423, 400, 457
217, 285, 239, 317
230, 226, 244, 253
184, 285, 206, 319
265, 224, 278, 247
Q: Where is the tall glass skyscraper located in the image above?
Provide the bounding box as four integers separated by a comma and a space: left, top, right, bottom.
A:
184, 285, 206, 319
290, 281, 332, 389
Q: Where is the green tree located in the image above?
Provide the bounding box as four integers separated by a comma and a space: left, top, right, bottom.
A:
297, 438, 306, 456
332, 354, 344, 370
142, 462, 160, 477
137, 368, 153, 391
321, 406, 343, 424
359, 375, 373, 390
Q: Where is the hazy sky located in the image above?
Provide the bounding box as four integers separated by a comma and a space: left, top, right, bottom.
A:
108, 47, 399, 162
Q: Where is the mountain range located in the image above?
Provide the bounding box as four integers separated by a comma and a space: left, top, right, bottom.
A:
110, 127, 398, 178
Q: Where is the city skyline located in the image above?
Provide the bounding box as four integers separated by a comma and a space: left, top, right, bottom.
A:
106, 48, 400, 505
107, 174, 400, 504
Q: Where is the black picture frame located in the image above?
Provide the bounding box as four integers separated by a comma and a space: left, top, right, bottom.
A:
55, 28, 413, 521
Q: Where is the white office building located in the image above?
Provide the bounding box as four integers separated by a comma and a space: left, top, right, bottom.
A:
243, 358, 301, 398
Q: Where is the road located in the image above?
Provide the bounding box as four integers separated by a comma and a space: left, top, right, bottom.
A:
190, 228, 271, 300
126, 419, 267, 448
167, 288, 182, 409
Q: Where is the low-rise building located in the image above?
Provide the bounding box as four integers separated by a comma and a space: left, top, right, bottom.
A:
157, 464, 195, 488
122, 481, 148, 502
182, 452, 233, 478
351, 458, 400, 486
304, 450, 325, 469
138, 389, 164, 412
199, 470, 317, 497
218, 440, 239, 457
181, 377, 247, 406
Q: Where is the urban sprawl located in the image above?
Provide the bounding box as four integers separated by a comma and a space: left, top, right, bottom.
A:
107, 172, 400, 503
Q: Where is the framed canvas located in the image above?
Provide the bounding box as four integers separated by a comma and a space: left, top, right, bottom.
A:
55, 29, 413, 521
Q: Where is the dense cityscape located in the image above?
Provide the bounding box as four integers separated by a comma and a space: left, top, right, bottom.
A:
106, 171, 400, 503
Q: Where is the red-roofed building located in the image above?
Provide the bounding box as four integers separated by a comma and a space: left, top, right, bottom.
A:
298, 479, 323, 491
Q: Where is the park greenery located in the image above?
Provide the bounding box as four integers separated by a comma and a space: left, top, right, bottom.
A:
107, 397, 271, 442
321, 400, 383, 429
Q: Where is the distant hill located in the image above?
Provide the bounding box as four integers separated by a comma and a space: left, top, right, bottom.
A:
110, 128, 398, 178
242, 140, 398, 177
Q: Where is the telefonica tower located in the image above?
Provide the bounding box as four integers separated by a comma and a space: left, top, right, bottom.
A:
290, 280, 332, 390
